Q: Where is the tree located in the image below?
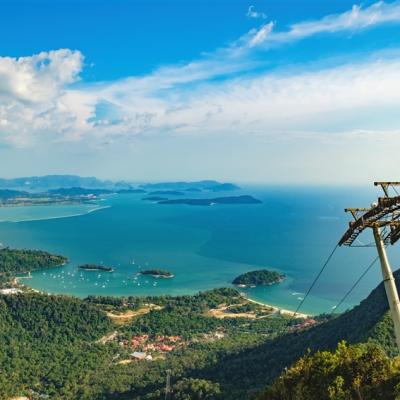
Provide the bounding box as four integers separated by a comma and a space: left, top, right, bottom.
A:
171, 378, 221, 399
259, 342, 400, 400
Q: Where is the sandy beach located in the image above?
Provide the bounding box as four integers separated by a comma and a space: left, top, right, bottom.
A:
244, 296, 310, 319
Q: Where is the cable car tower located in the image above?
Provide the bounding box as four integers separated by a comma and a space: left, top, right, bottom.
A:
339, 182, 400, 351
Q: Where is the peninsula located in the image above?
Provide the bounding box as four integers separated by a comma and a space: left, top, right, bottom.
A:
232, 269, 286, 287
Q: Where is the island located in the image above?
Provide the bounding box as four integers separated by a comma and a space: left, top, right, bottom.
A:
78, 264, 114, 272
140, 269, 174, 278
142, 196, 169, 201
232, 269, 286, 287
209, 183, 240, 192
139, 180, 240, 191
148, 190, 184, 196
158, 195, 262, 206
116, 189, 147, 194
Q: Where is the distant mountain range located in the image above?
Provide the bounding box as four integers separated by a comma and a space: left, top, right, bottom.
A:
158, 195, 262, 206
139, 180, 240, 192
0, 175, 131, 192
0, 175, 240, 193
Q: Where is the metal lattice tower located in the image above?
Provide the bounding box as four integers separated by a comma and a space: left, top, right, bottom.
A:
339, 182, 400, 351
164, 369, 171, 400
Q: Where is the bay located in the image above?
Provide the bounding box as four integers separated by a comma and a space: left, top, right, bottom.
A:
0, 185, 397, 315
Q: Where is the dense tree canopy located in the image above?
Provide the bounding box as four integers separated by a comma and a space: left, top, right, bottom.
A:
0, 248, 399, 399
259, 342, 400, 400
0, 247, 67, 281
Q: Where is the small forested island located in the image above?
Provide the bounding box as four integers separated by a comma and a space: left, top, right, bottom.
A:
232, 269, 286, 287
78, 264, 114, 272
158, 195, 262, 206
140, 269, 174, 278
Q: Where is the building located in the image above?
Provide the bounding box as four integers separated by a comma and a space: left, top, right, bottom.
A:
131, 351, 147, 360
0, 288, 22, 295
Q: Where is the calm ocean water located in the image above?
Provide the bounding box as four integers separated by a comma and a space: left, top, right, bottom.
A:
0, 186, 397, 315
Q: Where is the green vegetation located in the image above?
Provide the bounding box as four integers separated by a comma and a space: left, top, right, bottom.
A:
1, 247, 400, 399
227, 302, 261, 314
259, 342, 400, 400
232, 269, 285, 286
144, 378, 222, 399
140, 269, 174, 278
0, 287, 293, 399
0, 292, 113, 399
0, 247, 67, 284
78, 264, 114, 272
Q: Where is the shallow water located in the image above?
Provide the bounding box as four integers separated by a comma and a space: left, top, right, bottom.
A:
0, 186, 397, 315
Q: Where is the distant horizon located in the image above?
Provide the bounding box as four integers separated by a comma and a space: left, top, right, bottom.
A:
0, 173, 386, 188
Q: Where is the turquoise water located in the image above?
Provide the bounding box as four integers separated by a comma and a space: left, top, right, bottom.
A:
0, 186, 398, 315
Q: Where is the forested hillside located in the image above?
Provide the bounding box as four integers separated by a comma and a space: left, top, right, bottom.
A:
258, 342, 400, 400
0, 247, 67, 284
0, 247, 399, 399
195, 270, 399, 398
0, 293, 113, 399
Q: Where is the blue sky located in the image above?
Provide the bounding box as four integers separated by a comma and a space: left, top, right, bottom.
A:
1, 0, 400, 183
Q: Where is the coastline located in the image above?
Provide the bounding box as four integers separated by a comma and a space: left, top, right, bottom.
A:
0, 204, 111, 223
16, 272, 309, 318
243, 295, 310, 319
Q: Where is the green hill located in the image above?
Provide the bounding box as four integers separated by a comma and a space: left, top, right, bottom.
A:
1, 246, 399, 399
258, 341, 400, 400
0, 293, 113, 399
198, 270, 399, 398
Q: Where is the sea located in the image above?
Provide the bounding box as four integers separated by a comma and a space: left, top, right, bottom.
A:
0, 185, 398, 315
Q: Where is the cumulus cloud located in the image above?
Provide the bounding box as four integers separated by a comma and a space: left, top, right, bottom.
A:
0, 49, 95, 146
2, 2, 400, 148
246, 5, 267, 19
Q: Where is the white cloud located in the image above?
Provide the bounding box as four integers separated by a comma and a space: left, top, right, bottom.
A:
2, 2, 400, 149
248, 22, 274, 47
246, 5, 267, 19
67, 56, 400, 146
3, 50, 400, 148
246, 1, 400, 48
0, 49, 94, 146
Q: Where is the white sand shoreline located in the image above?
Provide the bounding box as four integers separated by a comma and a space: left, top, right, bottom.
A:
0, 205, 111, 223
243, 295, 310, 319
